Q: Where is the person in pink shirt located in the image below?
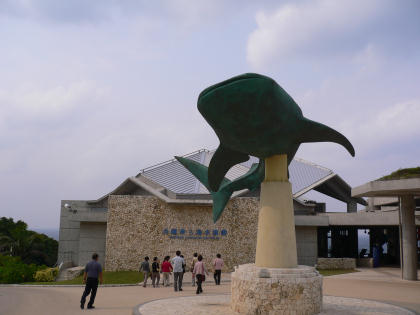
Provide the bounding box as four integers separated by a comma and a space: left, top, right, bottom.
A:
213, 253, 224, 285
193, 255, 208, 294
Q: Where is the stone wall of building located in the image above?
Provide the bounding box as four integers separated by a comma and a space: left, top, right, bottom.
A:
105, 195, 319, 271
105, 195, 260, 271
316, 257, 356, 270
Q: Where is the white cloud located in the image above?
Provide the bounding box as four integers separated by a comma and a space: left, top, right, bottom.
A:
246, 0, 384, 69
347, 99, 420, 151
0, 81, 105, 119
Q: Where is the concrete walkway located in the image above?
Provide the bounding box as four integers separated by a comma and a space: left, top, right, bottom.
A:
136, 295, 416, 315
327, 267, 420, 282
324, 268, 420, 314
0, 269, 419, 315
0, 277, 231, 315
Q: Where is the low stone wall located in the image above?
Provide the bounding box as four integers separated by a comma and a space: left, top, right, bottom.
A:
357, 258, 373, 268
67, 266, 85, 279
57, 266, 84, 281
316, 258, 356, 270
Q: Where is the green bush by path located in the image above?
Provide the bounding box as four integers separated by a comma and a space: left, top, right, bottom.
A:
0, 255, 47, 283
25, 271, 144, 285
34, 267, 59, 282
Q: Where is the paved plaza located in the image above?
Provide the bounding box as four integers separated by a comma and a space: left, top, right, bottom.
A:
0, 269, 419, 315
136, 295, 415, 315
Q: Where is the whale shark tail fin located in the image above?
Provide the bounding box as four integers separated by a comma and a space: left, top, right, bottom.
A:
175, 156, 212, 191
175, 155, 233, 223
212, 160, 264, 223
301, 118, 355, 157
208, 145, 249, 191
212, 189, 233, 223
175, 155, 231, 192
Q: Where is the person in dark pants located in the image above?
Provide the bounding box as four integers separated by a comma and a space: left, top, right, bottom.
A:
180, 255, 186, 274
171, 250, 185, 292
139, 256, 150, 287
80, 253, 103, 310
151, 257, 160, 288
193, 255, 208, 294
213, 253, 224, 285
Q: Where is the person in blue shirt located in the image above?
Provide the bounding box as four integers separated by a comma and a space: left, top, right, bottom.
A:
80, 253, 103, 309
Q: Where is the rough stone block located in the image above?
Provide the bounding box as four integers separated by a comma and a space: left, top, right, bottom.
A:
231, 264, 322, 315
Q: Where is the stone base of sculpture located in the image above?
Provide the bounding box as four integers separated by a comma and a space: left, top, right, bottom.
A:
231, 264, 322, 315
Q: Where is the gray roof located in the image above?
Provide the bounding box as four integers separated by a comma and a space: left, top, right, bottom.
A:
137, 149, 334, 197
90, 148, 366, 206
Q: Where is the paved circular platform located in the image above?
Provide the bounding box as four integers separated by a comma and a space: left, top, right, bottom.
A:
135, 294, 415, 315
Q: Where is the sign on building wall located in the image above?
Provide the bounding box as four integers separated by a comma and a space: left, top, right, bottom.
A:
162, 228, 228, 240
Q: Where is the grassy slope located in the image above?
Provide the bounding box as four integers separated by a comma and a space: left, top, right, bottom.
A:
379, 167, 420, 181
24, 271, 143, 285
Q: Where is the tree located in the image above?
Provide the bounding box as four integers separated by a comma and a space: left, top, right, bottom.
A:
0, 217, 58, 266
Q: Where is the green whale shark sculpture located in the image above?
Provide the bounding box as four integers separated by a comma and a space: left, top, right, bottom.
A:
176, 73, 355, 222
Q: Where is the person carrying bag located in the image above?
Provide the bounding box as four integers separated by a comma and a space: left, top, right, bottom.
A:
192, 255, 208, 294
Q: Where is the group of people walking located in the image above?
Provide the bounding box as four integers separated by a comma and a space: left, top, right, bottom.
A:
78, 251, 224, 309
139, 251, 224, 294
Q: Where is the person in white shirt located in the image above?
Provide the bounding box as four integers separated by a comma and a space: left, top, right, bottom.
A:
171, 250, 185, 291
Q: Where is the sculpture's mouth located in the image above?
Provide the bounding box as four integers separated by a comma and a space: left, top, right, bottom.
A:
198, 73, 264, 101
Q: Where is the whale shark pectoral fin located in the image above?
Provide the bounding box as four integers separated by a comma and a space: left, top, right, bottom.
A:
300, 118, 355, 157
208, 145, 249, 191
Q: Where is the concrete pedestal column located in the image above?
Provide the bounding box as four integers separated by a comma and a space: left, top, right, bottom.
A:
400, 195, 418, 281
255, 154, 297, 268
232, 154, 322, 314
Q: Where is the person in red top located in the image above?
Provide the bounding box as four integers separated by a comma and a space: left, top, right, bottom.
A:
161, 256, 173, 287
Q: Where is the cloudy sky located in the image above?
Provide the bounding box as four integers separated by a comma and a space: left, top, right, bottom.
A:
1, 0, 419, 230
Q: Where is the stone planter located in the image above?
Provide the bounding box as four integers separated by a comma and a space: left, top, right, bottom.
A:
231, 264, 322, 315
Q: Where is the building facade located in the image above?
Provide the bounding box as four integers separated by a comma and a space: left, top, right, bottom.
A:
58, 149, 418, 271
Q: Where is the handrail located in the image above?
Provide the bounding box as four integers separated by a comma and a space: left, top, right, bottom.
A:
54, 251, 72, 268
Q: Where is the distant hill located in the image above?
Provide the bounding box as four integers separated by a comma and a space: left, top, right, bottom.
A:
32, 228, 59, 240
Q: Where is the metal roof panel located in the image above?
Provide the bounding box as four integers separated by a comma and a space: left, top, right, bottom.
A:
138, 149, 334, 196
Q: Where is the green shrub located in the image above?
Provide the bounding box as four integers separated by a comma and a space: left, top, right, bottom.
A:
0, 255, 46, 283
34, 267, 59, 282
